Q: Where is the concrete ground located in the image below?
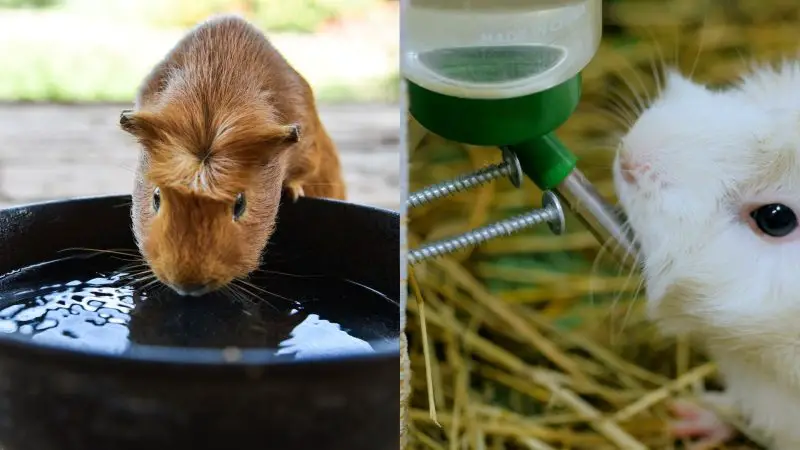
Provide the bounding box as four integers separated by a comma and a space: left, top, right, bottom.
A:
0, 103, 400, 211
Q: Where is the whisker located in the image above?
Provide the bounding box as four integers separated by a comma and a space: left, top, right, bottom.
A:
733, 46, 747, 69
236, 278, 293, 302
58, 248, 144, 265
591, 108, 634, 131
232, 280, 278, 311
615, 260, 644, 339
643, 27, 668, 97
587, 208, 643, 341
253, 269, 398, 306
688, 5, 712, 80
614, 62, 650, 115
129, 272, 156, 284
602, 104, 636, 131
60, 247, 140, 258
672, 11, 680, 68
588, 233, 619, 307
118, 261, 149, 268
606, 84, 642, 120
128, 277, 155, 291
115, 262, 149, 274
119, 264, 151, 274
139, 278, 161, 292
254, 268, 322, 278
130, 274, 156, 286
224, 284, 255, 307
156, 283, 170, 296
606, 247, 636, 337
340, 278, 398, 306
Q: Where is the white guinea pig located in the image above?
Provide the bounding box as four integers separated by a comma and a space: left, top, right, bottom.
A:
614, 67, 800, 450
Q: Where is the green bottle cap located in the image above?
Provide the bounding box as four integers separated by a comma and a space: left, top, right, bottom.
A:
407, 74, 581, 147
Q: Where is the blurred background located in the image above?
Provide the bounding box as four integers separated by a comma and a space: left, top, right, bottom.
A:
405, 1, 800, 449
0, 0, 400, 210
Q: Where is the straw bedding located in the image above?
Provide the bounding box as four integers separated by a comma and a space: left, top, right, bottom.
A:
403, 1, 800, 448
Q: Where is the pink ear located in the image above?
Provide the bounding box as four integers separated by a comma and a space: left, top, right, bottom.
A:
663, 69, 706, 97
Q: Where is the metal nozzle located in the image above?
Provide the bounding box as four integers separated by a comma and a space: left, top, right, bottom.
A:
554, 169, 639, 270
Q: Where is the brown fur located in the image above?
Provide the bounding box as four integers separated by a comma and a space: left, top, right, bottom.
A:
120, 15, 346, 294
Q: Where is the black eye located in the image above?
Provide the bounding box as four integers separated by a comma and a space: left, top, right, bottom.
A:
152, 188, 161, 212
750, 203, 797, 237
233, 193, 246, 220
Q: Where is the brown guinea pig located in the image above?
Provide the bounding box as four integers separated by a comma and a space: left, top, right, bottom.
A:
119, 15, 346, 297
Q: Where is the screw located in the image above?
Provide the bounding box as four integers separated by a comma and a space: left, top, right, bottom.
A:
407, 147, 522, 209
408, 191, 566, 265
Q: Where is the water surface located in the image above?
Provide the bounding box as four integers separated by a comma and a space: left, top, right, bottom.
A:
0, 254, 395, 360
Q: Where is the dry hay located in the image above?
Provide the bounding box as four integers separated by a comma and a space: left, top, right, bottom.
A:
404, 1, 800, 449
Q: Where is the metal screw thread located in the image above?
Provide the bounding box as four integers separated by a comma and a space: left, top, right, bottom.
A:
408, 206, 558, 265
407, 161, 511, 208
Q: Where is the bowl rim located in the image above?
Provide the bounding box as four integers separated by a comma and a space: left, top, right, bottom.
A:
0, 194, 401, 370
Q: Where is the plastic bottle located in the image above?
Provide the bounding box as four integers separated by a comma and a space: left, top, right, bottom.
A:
402, 0, 603, 99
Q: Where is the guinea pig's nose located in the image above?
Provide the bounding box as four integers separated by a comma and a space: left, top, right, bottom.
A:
172, 282, 210, 297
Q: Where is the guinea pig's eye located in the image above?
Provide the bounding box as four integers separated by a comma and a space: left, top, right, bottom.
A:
749, 203, 798, 237
233, 193, 246, 221
152, 188, 161, 213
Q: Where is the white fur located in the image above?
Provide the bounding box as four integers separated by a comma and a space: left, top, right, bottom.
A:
614, 65, 800, 449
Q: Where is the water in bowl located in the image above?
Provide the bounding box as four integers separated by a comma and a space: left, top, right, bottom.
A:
0, 253, 397, 359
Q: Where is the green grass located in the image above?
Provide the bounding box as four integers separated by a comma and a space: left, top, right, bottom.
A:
315, 74, 400, 103
0, 35, 150, 102
4, 0, 380, 33
0, 39, 399, 103
0, 3, 398, 104
0, 0, 60, 8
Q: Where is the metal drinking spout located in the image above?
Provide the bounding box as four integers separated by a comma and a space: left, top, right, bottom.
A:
509, 134, 640, 270
555, 169, 639, 270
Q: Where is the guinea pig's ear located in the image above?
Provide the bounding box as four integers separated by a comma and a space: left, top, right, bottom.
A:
248, 123, 300, 157
119, 109, 138, 133
281, 124, 301, 144
119, 109, 160, 141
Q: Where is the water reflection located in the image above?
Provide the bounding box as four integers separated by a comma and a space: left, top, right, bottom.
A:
277, 314, 374, 359
0, 261, 388, 360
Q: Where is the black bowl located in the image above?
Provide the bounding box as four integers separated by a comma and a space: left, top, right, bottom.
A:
0, 194, 400, 450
